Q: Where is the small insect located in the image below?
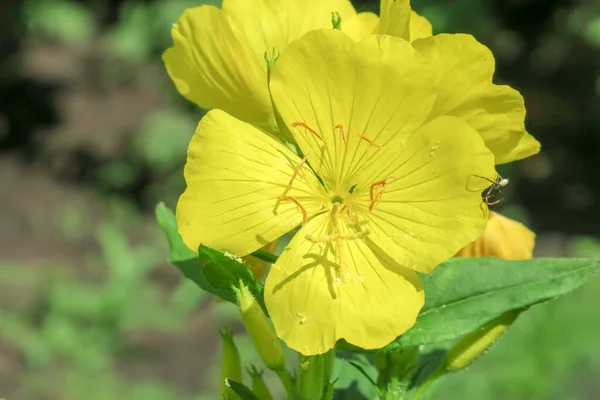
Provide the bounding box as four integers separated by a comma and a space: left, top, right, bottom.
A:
475, 174, 509, 206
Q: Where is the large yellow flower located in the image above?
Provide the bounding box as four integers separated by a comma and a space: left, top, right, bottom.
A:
164, 0, 539, 164
163, 0, 378, 131
374, 0, 540, 164
177, 30, 496, 355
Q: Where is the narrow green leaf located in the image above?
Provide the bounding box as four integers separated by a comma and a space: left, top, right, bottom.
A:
155, 202, 231, 301
347, 360, 378, 388
250, 249, 279, 264
333, 353, 379, 399
226, 379, 261, 400
384, 257, 598, 351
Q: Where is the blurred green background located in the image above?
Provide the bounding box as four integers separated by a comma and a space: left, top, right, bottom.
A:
0, 0, 599, 399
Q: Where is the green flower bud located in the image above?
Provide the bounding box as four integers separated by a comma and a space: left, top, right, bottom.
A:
322, 349, 335, 385
247, 365, 273, 400
376, 347, 420, 395
219, 327, 242, 400
444, 310, 520, 372
234, 282, 285, 371
297, 355, 324, 400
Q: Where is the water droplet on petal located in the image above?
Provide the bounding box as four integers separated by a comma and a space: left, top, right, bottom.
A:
429, 141, 440, 157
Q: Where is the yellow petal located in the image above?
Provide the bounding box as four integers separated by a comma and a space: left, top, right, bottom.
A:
176, 110, 325, 255
344, 12, 380, 41
223, 0, 359, 61
412, 34, 540, 164
377, 0, 411, 40
456, 212, 536, 260
352, 116, 496, 274
270, 30, 436, 192
409, 11, 432, 40
163, 6, 271, 128
264, 214, 424, 355
163, 0, 361, 130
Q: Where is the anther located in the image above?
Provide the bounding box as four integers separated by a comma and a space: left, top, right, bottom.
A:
291, 122, 324, 141
369, 177, 396, 212
279, 195, 308, 224
333, 124, 347, 146
339, 204, 356, 224
355, 130, 382, 149
287, 153, 310, 190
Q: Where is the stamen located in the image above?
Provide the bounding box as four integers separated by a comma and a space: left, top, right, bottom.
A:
355, 130, 382, 149
333, 124, 347, 146
291, 122, 324, 141
368, 177, 396, 212
369, 190, 385, 212
304, 205, 373, 281
332, 204, 347, 278
287, 152, 310, 190
279, 195, 308, 224
339, 204, 356, 224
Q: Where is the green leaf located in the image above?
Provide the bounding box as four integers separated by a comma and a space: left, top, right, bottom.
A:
199, 245, 265, 308
155, 202, 265, 306
225, 379, 261, 400
333, 353, 379, 399
155, 202, 231, 301
384, 257, 599, 351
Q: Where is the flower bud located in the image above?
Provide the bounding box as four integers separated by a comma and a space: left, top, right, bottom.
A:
375, 347, 419, 394
444, 310, 520, 372
247, 365, 273, 400
219, 327, 242, 400
234, 282, 285, 371
297, 354, 325, 400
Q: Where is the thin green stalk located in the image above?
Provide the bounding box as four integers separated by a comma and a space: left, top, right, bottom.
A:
412, 367, 443, 400
250, 249, 279, 264
276, 368, 297, 400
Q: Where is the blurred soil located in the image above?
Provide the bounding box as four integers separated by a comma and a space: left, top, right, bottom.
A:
0, 40, 219, 396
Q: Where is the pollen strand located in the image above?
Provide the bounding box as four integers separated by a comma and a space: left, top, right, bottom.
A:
279, 195, 308, 224
291, 122, 324, 141
287, 153, 310, 190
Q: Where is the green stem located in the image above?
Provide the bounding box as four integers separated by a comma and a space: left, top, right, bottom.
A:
276, 368, 297, 400
250, 249, 279, 264
412, 367, 444, 400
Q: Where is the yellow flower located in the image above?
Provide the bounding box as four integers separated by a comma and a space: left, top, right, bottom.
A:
164, 0, 539, 165
163, 0, 377, 131
374, 0, 541, 164
177, 30, 496, 355
456, 212, 536, 260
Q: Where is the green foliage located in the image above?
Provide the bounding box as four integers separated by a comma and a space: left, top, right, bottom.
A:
105, 0, 221, 61
0, 215, 207, 399
155, 202, 264, 306
332, 353, 378, 399
433, 239, 600, 400
155, 202, 233, 300
384, 257, 598, 351
226, 379, 262, 400
23, 0, 95, 45
135, 109, 196, 171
